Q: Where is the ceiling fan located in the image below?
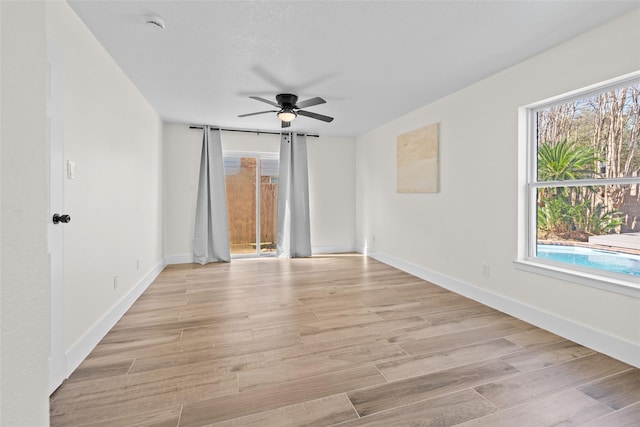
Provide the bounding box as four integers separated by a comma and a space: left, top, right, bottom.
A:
238, 93, 334, 128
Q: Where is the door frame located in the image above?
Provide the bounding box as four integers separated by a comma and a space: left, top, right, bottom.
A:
47, 37, 66, 394
223, 151, 279, 257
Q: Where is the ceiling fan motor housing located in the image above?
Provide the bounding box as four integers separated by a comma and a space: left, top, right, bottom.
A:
276, 93, 298, 108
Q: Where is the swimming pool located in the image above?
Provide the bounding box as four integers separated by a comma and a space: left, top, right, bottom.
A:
537, 244, 640, 277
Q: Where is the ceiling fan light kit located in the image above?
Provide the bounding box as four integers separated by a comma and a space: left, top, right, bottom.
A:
239, 93, 334, 128
277, 109, 297, 122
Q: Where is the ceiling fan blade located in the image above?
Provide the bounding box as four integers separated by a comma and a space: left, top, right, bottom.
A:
295, 97, 326, 109
281, 120, 291, 128
297, 110, 334, 122
238, 110, 277, 118
249, 96, 280, 108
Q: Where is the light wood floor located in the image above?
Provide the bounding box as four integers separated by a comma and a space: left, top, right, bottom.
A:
50, 254, 640, 426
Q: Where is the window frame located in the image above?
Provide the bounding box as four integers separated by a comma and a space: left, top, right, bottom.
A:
515, 71, 640, 298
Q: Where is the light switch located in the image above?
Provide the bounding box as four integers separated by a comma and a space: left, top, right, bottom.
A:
67, 160, 76, 180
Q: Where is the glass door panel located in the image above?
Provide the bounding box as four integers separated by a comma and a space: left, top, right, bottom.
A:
224, 155, 279, 256
259, 159, 279, 254
224, 157, 257, 255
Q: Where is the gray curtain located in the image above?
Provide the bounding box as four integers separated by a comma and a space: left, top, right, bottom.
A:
277, 132, 312, 257
193, 126, 231, 264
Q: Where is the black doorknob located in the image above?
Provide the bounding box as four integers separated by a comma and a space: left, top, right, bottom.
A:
52, 214, 71, 224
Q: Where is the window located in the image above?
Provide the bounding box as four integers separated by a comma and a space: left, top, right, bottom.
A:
520, 73, 640, 294
223, 152, 279, 257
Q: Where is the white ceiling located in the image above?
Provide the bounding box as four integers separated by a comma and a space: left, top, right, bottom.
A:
68, 1, 640, 137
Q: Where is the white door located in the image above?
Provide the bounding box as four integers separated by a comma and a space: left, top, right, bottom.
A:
47, 37, 67, 394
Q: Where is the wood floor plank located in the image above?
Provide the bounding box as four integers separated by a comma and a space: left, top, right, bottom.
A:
353, 287, 436, 308
248, 308, 319, 328
500, 339, 595, 372
210, 394, 358, 427
179, 366, 386, 426
399, 321, 527, 356
83, 332, 240, 370
455, 388, 611, 427
391, 280, 450, 296
579, 368, 640, 410
475, 353, 631, 409
385, 311, 516, 344
419, 304, 499, 325
88, 328, 184, 358
51, 381, 183, 426
297, 311, 385, 333
127, 295, 189, 313
179, 326, 253, 345
332, 389, 496, 427
260, 334, 395, 364
502, 327, 566, 349
298, 295, 367, 312
371, 299, 449, 320
579, 401, 640, 427
111, 309, 182, 330
238, 338, 404, 391
62, 359, 134, 384
299, 315, 428, 345
347, 359, 519, 417
416, 292, 487, 312
71, 407, 182, 427
128, 330, 302, 374
376, 338, 522, 381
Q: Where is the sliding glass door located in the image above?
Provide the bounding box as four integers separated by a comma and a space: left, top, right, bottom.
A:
223, 153, 279, 256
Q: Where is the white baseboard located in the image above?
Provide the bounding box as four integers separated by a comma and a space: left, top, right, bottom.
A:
312, 245, 356, 254
65, 259, 167, 377
165, 253, 195, 265
366, 250, 640, 368
165, 247, 357, 264
355, 245, 368, 255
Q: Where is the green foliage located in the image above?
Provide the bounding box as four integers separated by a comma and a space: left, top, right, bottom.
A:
579, 203, 625, 235
537, 197, 572, 237
537, 196, 623, 239
537, 139, 599, 181
536, 140, 622, 239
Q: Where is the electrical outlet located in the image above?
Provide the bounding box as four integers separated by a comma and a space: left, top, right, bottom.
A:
113, 275, 118, 290
482, 264, 491, 278
136, 259, 140, 271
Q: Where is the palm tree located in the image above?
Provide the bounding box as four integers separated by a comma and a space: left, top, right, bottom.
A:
537, 139, 598, 181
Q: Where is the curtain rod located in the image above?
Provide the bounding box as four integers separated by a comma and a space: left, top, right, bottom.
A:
189, 125, 319, 138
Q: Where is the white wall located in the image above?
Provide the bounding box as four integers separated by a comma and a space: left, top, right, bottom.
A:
0, 1, 50, 424
308, 136, 356, 253
356, 9, 640, 367
46, 2, 164, 374
163, 123, 355, 262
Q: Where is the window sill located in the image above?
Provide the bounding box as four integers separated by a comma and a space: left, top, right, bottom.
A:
513, 258, 640, 298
